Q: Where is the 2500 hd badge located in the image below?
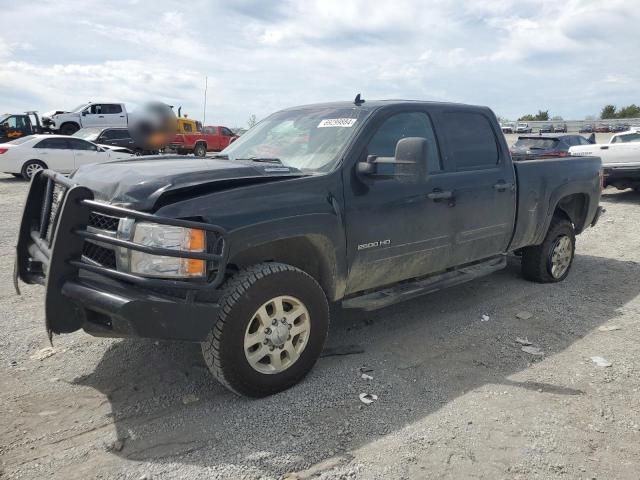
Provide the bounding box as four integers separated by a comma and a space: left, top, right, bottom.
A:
357, 239, 391, 250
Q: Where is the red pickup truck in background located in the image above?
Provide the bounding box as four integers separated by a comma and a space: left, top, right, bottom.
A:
170, 119, 239, 157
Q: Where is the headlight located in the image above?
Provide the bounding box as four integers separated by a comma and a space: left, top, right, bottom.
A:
130, 222, 206, 278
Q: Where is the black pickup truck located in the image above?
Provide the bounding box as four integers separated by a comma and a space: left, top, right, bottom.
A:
15, 99, 603, 397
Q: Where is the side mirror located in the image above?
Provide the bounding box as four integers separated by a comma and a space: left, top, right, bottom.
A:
82, 110, 88, 116
588, 133, 596, 144
357, 137, 427, 179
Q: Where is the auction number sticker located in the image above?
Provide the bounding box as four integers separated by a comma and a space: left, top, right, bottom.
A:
317, 118, 357, 128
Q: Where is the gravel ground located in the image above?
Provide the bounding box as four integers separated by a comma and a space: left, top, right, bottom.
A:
1, 173, 639, 479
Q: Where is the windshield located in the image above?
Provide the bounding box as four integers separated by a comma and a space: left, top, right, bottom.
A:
221, 106, 369, 173
71, 103, 90, 113
513, 138, 559, 149
72, 128, 102, 141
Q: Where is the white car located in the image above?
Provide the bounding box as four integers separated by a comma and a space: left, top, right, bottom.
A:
569, 129, 640, 191
0, 134, 134, 180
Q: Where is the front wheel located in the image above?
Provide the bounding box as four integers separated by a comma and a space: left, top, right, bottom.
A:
201, 262, 329, 397
521, 216, 575, 283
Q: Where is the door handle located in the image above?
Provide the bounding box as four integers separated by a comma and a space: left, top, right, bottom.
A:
600, 146, 609, 150
427, 189, 454, 200
120, 115, 125, 118
98, 116, 104, 118
493, 182, 515, 192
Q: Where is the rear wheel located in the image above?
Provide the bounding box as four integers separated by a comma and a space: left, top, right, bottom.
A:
201, 262, 329, 397
193, 143, 207, 157
60, 122, 79, 135
21, 160, 47, 180
521, 215, 575, 283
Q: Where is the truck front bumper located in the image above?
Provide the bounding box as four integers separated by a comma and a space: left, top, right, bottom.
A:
62, 277, 220, 341
15, 169, 228, 341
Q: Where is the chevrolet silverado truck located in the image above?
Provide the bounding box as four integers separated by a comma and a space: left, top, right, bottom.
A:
15, 99, 603, 397
45, 102, 128, 135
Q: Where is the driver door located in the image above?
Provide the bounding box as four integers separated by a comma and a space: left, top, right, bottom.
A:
343, 110, 455, 294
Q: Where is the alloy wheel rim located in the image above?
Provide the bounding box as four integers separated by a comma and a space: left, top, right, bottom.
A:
549, 235, 572, 278
243, 295, 311, 374
26, 163, 43, 178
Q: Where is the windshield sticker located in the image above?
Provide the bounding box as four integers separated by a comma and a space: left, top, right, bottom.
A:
317, 118, 357, 128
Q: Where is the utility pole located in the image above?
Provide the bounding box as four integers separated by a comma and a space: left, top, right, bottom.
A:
202, 76, 208, 126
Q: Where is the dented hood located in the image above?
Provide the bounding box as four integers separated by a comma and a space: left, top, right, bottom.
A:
70, 156, 306, 210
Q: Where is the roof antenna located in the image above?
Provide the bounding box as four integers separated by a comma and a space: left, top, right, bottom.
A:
354, 93, 365, 106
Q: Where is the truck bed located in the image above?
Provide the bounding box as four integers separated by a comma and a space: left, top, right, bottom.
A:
509, 155, 602, 251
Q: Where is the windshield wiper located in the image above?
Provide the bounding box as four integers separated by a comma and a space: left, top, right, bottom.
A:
237, 157, 283, 164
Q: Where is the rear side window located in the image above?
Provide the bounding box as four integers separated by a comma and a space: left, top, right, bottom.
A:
34, 138, 69, 149
221, 127, 234, 136
367, 111, 441, 173
103, 104, 123, 114
441, 112, 499, 170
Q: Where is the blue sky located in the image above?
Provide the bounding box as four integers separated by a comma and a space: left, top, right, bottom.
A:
0, 0, 638, 127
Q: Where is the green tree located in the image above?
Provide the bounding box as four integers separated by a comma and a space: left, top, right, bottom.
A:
600, 105, 617, 119
518, 110, 549, 121
616, 104, 640, 119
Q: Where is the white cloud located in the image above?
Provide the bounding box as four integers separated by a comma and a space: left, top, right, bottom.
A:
0, 0, 639, 125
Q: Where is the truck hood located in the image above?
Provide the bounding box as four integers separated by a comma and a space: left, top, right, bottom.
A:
70, 156, 307, 210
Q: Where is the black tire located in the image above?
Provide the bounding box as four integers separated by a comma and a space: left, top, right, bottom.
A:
21, 160, 47, 180
521, 215, 575, 283
193, 143, 207, 157
60, 122, 80, 135
201, 262, 329, 397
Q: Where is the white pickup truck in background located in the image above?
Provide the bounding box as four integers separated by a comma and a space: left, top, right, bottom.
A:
570, 129, 640, 191
43, 102, 128, 135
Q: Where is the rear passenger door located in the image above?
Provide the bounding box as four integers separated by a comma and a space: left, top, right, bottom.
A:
102, 104, 127, 127
432, 109, 516, 266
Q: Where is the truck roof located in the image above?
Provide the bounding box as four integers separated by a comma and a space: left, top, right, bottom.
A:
279, 99, 491, 113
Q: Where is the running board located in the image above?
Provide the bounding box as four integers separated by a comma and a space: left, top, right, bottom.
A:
342, 256, 507, 311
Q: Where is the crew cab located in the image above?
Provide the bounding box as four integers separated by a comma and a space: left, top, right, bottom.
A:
15, 99, 603, 398
570, 128, 640, 190
170, 122, 238, 157
44, 102, 128, 135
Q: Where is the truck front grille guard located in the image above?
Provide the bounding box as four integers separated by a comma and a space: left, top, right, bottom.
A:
18, 169, 228, 292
